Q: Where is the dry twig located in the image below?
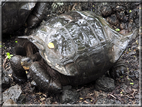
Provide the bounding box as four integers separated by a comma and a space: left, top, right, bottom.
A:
3, 56, 8, 70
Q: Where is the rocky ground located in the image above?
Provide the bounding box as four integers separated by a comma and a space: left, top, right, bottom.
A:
1, 2, 141, 106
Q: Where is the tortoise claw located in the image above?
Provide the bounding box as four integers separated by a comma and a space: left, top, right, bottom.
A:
109, 60, 127, 79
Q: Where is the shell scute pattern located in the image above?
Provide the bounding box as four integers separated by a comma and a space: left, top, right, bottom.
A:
24, 11, 137, 76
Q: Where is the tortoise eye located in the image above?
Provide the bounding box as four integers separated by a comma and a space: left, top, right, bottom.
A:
27, 58, 31, 63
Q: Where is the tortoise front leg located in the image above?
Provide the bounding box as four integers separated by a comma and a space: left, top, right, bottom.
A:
10, 55, 27, 83
109, 59, 127, 79
29, 61, 62, 93
10, 41, 41, 83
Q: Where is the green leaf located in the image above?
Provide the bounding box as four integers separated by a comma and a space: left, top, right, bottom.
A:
7, 56, 11, 59
130, 82, 134, 85
15, 41, 18, 43
129, 10, 132, 13
0, 45, 2, 48
6, 52, 10, 56
6, 52, 13, 59
115, 28, 120, 32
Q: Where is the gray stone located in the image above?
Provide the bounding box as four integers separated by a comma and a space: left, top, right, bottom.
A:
95, 75, 115, 92
17, 94, 26, 104
2, 99, 17, 106
61, 88, 79, 104
2, 84, 22, 103
96, 97, 121, 104
31, 80, 37, 87
2, 70, 11, 89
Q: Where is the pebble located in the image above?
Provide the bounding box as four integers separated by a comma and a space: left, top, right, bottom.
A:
101, 5, 112, 16
61, 87, 79, 104
128, 21, 133, 32
2, 84, 22, 103
115, 5, 125, 11
120, 23, 125, 30
31, 80, 37, 87
17, 94, 26, 104
132, 82, 139, 89
95, 76, 115, 92
123, 16, 128, 22
107, 14, 119, 25
2, 71, 11, 89
135, 94, 139, 99
117, 11, 125, 21
125, 86, 133, 94
96, 97, 121, 104
2, 99, 17, 106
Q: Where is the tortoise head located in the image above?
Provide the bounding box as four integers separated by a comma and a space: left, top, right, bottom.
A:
21, 57, 33, 70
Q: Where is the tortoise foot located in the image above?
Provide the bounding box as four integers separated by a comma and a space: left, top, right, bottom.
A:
12, 72, 27, 83
109, 59, 127, 79
29, 61, 62, 93
10, 55, 27, 83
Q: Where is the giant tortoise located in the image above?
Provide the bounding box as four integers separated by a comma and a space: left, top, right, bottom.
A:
2, 1, 50, 34
10, 11, 137, 92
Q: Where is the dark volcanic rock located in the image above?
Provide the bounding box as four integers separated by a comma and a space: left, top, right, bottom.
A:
95, 76, 115, 92
123, 16, 129, 22
128, 21, 133, 32
61, 86, 79, 104
117, 11, 125, 21
2, 70, 11, 90
107, 14, 119, 26
101, 5, 112, 16
115, 5, 125, 12
96, 98, 121, 104
17, 94, 26, 104
2, 99, 17, 106
2, 84, 22, 103
120, 23, 125, 30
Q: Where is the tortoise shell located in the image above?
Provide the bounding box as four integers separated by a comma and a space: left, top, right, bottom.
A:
19, 11, 137, 77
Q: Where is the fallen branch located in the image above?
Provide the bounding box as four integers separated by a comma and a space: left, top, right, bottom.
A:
108, 93, 116, 99
3, 56, 8, 70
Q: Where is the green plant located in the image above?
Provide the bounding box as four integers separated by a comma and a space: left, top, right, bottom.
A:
6, 52, 13, 59
115, 28, 120, 32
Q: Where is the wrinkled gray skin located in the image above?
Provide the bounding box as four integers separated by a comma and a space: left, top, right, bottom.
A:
10, 11, 137, 93
2, 2, 50, 34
